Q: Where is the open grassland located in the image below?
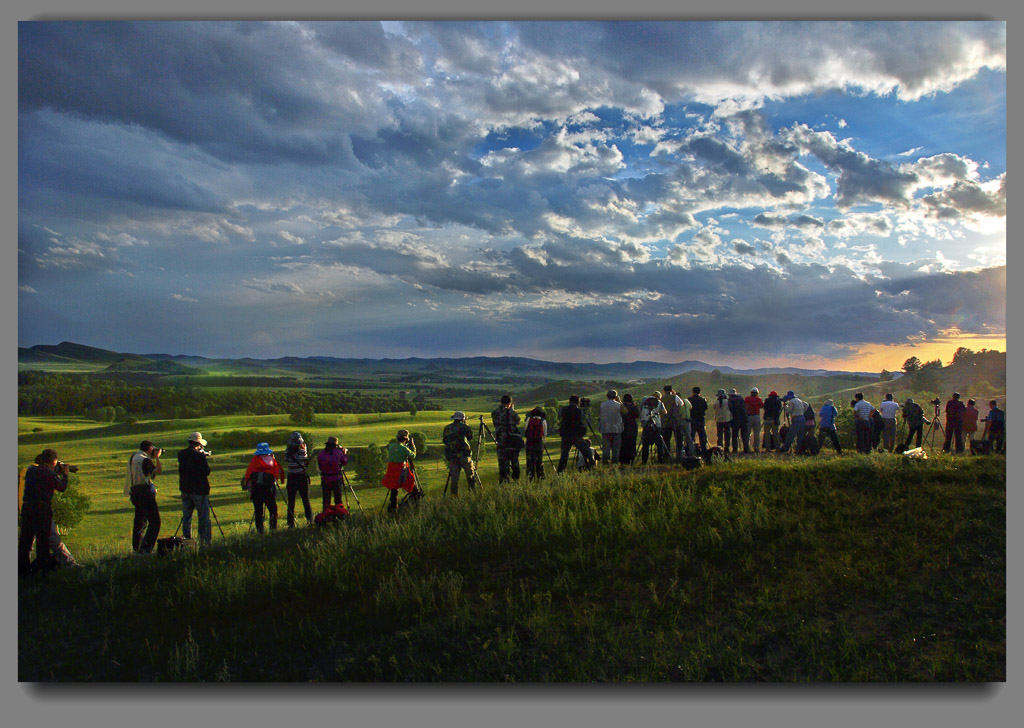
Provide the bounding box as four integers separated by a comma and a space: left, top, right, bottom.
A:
19, 412, 506, 557
19, 451, 1004, 682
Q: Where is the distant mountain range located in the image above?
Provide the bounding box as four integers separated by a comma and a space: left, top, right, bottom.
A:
18, 341, 881, 380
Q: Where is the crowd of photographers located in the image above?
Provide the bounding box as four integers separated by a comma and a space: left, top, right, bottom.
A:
19, 385, 1005, 578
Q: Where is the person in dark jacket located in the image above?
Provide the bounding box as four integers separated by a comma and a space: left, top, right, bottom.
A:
982, 400, 1005, 454
620, 393, 641, 465
942, 392, 967, 454
19, 449, 69, 578
557, 395, 593, 472
762, 391, 783, 451
901, 398, 927, 450
177, 434, 212, 544
491, 394, 522, 483
688, 387, 709, 454
283, 432, 312, 527
727, 389, 749, 453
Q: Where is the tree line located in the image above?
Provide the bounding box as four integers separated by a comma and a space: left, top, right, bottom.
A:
17, 372, 439, 421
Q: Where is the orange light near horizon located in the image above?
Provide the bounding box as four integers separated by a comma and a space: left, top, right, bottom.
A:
802, 334, 1007, 374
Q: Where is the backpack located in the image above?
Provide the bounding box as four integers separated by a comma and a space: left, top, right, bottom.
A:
314, 504, 349, 526
524, 416, 545, 445
247, 471, 277, 495
641, 398, 660, 427
443, 423, 469, 459
800, 430, 820, 456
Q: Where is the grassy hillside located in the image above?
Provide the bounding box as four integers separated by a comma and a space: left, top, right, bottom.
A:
19, 454, 1004, 681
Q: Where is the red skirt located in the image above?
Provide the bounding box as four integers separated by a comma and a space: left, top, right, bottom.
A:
382, 461, 415, 492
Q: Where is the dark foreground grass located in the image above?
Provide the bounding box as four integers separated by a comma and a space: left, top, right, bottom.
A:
19, 455, 1004, 681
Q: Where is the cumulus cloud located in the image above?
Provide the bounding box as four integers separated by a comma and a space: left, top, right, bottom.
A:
17, 21, 1005, 360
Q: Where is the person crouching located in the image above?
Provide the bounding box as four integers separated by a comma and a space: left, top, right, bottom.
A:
382, 429, 417, 513
243, 442, 284, 533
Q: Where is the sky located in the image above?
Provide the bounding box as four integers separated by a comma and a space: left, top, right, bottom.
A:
17, 20, 1006, 372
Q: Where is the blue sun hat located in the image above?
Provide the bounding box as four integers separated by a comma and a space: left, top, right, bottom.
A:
255, 442, 273, 456
782, 391, 796, 401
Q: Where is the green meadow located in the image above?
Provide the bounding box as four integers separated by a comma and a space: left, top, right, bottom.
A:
18, 411, 503, 556
18, 412, 1005, 681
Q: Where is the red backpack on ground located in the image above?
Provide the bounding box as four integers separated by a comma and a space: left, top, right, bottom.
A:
314, 504, 348, 526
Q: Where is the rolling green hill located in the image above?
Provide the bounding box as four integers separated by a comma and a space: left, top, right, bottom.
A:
18, 455, 1005, 681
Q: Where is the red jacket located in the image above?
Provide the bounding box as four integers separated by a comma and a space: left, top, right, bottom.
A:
243, 454, 284, 485
744, 395, 763, 416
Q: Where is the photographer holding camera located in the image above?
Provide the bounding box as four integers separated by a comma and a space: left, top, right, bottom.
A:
125, 440, 163, 554
492, 394, 523, 484
18, 449, 70, 578
177, 432, 212, 545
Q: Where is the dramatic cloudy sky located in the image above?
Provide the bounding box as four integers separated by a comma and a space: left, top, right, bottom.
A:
17, 20, 1006, 370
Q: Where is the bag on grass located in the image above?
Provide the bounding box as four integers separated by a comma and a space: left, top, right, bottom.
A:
157, 536, 196, 557
314, 504, 349, 526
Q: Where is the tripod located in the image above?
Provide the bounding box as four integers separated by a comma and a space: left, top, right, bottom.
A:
173, 495, 226, 539
924, 405, 946, 452
339, 469, 363, 511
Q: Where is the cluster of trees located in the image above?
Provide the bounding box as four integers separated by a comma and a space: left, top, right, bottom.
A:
899, 347, 1005, 395
18, 372, 440, 421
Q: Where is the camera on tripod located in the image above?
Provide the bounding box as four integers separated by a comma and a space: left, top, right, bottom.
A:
579, 397, 592, 411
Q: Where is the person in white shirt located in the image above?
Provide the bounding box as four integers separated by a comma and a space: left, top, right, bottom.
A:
852, 393, 875, 454
877, 393, 901, 452
598, 390, 626, 465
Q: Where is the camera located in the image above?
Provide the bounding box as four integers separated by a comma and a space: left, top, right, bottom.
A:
930, 398, 942, 406
579, 397, 592, 411
200, 448, 212, 457
56, 461, 79, 473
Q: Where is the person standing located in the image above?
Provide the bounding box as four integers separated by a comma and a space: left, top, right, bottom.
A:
491, 394, 522, 483
901, 398, 926, 451
522, 407, 548, 480
817, 399, 842, 454
942, 392, 966, 454
619, 393, 641, 465
878, 394, 900, 452
557, 395, 594, 472
316, 436, 349, 511
660, 385, 679, 458
779, 392, 808, 454
243, 442, 285, 533
744, 388, 764, 454
598, 390, 625, 465
982, 400, 1005, 454
688, 387, 709, 455
762, 391, 783, 451
442, 411, 478, 493
662, 385, 694, 460
177, 433, 212, 545
283, 432, 313, 528
713, 389, 732, 451
126, 440, 163, 553
639, 392, 669, 464
382, 430, 417, 512
18, 449, 69, 577
727, 389, 749, 454
852, 393, 875, 454
963, 399, 981, 446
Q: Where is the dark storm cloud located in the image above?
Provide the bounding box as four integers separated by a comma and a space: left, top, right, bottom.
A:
511, 21, 1004, 104
19, 21, 378, 166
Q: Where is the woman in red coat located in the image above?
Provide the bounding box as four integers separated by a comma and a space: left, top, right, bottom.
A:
242, 442, 285, 533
